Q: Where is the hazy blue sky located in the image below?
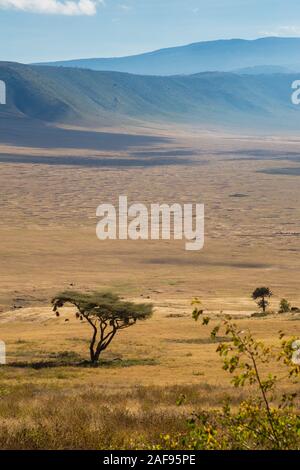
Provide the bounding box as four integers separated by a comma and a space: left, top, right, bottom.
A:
1, 0, 300, 62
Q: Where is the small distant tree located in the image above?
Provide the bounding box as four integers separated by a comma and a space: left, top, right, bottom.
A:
52, 291, 153, 363
279, 298, 291, 313
252, 287, 273, 313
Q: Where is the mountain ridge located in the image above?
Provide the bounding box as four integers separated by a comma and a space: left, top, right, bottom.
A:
1, 61, 300, 131
36, 37, 300, 76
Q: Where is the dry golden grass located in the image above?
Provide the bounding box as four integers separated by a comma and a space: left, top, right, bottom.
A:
1, 308, 300, 387
0, 310, 299, 449
0, 125, 299, 448
0, 128, 300, 313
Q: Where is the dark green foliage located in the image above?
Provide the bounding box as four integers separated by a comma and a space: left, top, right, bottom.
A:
252, 287, 273, 313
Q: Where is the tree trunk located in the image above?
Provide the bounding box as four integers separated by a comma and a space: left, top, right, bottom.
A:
89, 324, 118, 364
90, 349, 97, 363
93, 349, 102, 363
90, 342, 103, 363
89, 326, 98, 363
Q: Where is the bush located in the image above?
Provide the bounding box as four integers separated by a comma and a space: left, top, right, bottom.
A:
154, 300, 300, 450
279, 299, 291, 314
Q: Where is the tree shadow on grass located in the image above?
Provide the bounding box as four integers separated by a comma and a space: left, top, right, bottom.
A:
5, 358, 158, 370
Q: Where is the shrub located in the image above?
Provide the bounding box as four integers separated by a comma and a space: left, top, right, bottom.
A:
279, 299, 291, 313
155, 299, 300, 450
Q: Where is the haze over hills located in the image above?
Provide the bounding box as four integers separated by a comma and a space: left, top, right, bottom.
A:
234, 65, 296, 74
37, 37, 300, 76
0, 61, 300, 132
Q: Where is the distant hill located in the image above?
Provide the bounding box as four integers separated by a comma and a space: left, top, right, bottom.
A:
234, 65, 297, 75
37, 37, 300, 76
1, 61, 300, 131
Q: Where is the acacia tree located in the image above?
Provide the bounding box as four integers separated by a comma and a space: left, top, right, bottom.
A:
52, 291, 153, 363
252, 287, 273, 313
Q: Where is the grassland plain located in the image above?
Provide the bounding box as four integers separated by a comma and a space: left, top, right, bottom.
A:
0, 124, 299, 449
0, 310, 299, 449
